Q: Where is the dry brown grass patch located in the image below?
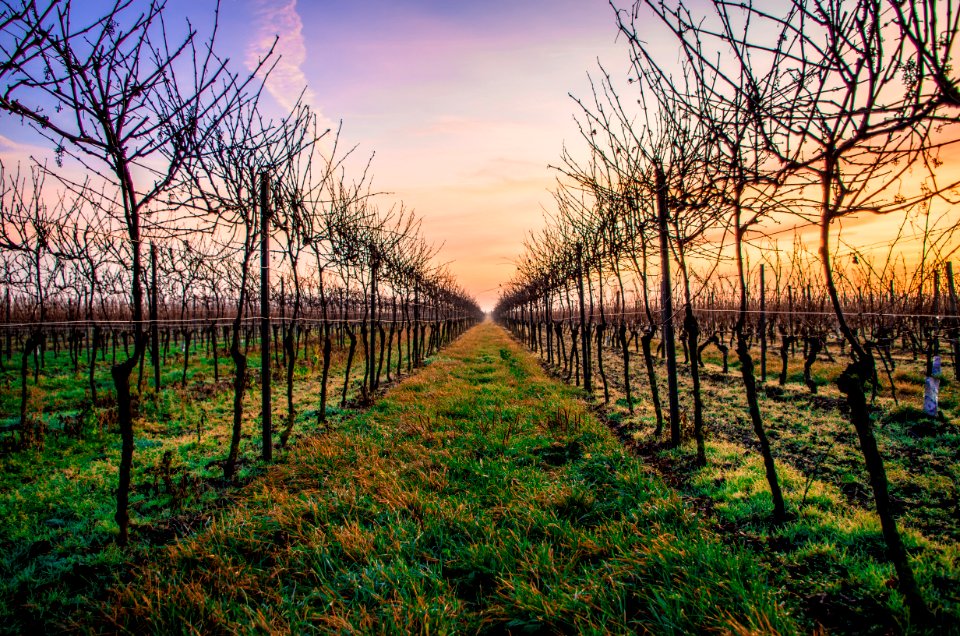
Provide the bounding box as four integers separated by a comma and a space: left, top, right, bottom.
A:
332, 520, 374, 563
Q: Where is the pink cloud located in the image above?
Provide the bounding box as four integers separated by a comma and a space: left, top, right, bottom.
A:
246, 0, 322, 119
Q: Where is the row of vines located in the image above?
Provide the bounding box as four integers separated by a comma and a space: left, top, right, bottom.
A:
495, 0, 960, 622
0, 0, 481, 547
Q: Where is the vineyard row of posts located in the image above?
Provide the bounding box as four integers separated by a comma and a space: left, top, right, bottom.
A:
0, 1, 481, 547
499, 260, 958, 400
495, 0, 960, 623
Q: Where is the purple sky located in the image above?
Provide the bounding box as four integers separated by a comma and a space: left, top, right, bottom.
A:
225, 0, 633, 309
0, 0, 662, 309
3, 1, 934, 309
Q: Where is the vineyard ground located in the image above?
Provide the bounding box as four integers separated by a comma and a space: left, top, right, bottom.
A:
519, 326, 960, 634
567, 330, 960, 544
0, 326, 425, 633
103, 320, 796, 633
0, 322, 956, 633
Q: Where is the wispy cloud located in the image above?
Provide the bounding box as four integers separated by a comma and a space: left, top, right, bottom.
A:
246, 0, 318, 116
0, 135, 32, 155
0, 134, 55, 164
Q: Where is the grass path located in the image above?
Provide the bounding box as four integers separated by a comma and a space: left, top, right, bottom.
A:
106, 322, 797, 633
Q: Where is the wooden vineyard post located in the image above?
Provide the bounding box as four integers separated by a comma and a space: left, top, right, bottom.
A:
760, 264, 767, 383
260, 172, 272, 463
577, 243, 591, 393
656, 166, 681, 446
946, 263, 960, 379
413, 282, 420, 368
4, 288, 10, 362
369, 252, 378, 392
279, 277, 285, 368
150, 243, 161, 391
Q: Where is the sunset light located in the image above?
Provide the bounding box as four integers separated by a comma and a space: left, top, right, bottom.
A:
1, 1, 959, 632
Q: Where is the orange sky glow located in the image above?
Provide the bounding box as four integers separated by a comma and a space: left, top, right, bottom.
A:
2, 0, 957, 311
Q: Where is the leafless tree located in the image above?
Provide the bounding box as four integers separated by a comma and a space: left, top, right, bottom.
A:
0, 162, 70, 443
0, 0, 266, 544
627, 0, 960, 619
619, 0, 791, 516
55, 186, 116, 402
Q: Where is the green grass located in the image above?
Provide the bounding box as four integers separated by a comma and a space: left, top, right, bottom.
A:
674, 439, 960, 634
550, 329, 960, 634
2, 324, 957, 633
0, 330, 429, 633
102, 323, 796, 633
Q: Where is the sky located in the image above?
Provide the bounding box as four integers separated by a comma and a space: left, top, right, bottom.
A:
215, 0, 633, 310
3, 0, 950, 311
0, 0, 653, 311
